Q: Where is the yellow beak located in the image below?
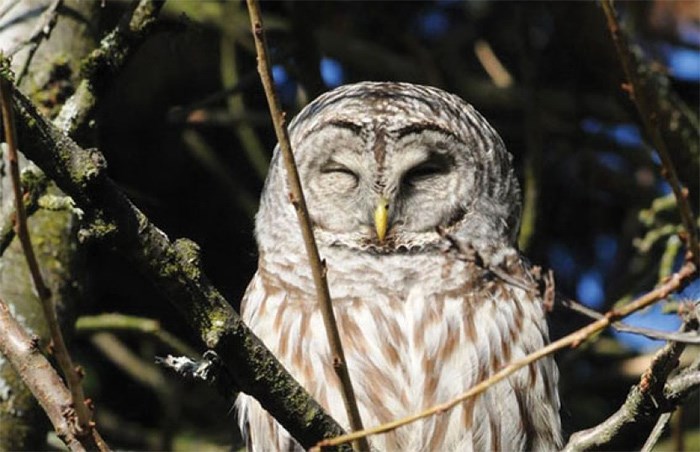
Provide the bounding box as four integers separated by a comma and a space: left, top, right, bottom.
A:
374, 196, 389, 242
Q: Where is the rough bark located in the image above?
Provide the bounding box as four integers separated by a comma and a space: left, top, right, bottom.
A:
0, 0, 97, 448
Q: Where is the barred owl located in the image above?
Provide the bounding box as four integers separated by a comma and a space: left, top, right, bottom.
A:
236, 82, 562, 451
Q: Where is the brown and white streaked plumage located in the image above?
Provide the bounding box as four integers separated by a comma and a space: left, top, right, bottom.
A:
236, 82, 562, 451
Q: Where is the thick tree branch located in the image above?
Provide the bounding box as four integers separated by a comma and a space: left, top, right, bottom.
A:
54, 0, 166, 135
1, 71, 348, 450
245, 1, 367, 451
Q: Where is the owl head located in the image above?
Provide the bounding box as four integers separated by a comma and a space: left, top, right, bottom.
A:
255, 82, 521, 258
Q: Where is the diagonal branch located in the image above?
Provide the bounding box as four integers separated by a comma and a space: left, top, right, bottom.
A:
315, 261, 697, 449
54, 0, 166, 135
245, 1, 368, 450
1, 69, 348, 451
601, 0, 700, 269
560, 297, 700, 344
641, 412, 672, 452
75, 313, 198, 358
0, 296, 106, 451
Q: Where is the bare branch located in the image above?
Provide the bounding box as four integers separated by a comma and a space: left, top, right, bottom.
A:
5, 0, 62, 57
245, 1, 367, 450
641, 412, 672, 452
0, 166, 46, 257
560, 297, 700, 344
316, 262, 697, 449
9, 0, 62, 84
0, 296, 106, 450
75, 313, 199, 358
665, 357, 700, 404
601, 0, 700, 269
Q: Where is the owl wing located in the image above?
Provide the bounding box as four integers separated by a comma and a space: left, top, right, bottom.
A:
235, 271, 306, 452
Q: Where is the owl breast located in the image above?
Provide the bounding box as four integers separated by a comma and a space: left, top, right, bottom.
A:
236, 247, 562, 451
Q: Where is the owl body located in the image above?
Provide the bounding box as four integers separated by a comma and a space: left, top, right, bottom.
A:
236, 82, 561, 451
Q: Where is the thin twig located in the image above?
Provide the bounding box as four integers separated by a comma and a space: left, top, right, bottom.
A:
219, 36, 270, 182
560, 297, 700, 344
0, 296, 106, 451
641, 412, 671, 452
75, 313, 199, 358
601, 0, 700, 269
672, 406, 685, 452
182, 129, 258, 219
10, 0, 63, 85
244, 1, 367, 450
0, 75, 100, 442
6, 0, 62, 57
316, 261, 697, 449
474, 39, 513, 88
168, 70, 259, 122
91, 332, 173, 398
90, 332, 176, 449
0, 1, 18, 22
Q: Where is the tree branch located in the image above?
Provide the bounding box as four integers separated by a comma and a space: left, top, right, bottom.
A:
560, 297, 700, 344
601, 0, 700, 269
245, 1, 367, 451
0, 166, 46, 257
75, 313, 199, 358
1, 69, 348, 451
10, 0, 63, 85
641, 412, 672, 452
54, 0, 166, 135
0, 296, 105, 451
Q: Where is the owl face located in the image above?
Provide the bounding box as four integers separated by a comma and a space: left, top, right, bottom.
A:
295, 118, 472, 251
256, 82, 521, 256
